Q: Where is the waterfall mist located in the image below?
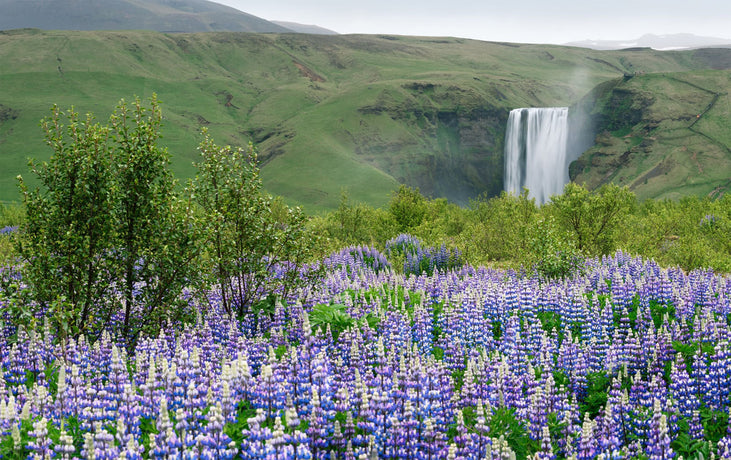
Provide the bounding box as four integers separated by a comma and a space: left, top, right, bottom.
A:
504, 107, 569, 204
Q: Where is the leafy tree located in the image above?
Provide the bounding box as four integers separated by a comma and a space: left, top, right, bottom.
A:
17, 106, 116, 338
191, 131, 319, 317
109, 95, 199, 344
17, 96, 199, 346
549, 182, 635, 255
465, 189, 538, 265
321, 190, 396, 247
527, 216, 583, 279
389, 185, 428, 232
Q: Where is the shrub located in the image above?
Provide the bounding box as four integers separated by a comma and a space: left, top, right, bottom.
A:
527, 216, 584, 279
191, 130, 320, 317
389, 185, 428, 232
548, 182, 634, 256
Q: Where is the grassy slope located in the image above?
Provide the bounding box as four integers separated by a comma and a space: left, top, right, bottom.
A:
571, 70, 731, 201
0, 29, 725, 211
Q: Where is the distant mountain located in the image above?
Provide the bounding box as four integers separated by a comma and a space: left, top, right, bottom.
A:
0, 0, 292, 33
566, 33, 731, 50
271, 21, 337, 35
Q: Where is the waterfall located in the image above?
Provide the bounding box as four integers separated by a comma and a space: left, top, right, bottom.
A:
504, 107, 569, 204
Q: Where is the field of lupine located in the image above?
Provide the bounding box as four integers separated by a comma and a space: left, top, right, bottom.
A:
1, 242, 731, 459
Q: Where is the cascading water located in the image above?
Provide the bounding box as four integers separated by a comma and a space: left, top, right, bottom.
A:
504, 107, 569, 204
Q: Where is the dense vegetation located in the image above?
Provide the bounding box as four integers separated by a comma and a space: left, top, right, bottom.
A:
0, 99, 730, 458
309, 181, 731, 276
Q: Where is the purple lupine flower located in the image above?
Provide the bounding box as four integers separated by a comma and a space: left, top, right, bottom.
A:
91, 421, 119, 460
199, 402, 237, 459
646, 399, 675, 460
577, 412, 598, 460
27, 416, 53, 459
533, 426, 556, 460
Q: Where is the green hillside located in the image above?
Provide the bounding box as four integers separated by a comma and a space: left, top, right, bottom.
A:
0, 29, 729, 211
570, 70, 731, 200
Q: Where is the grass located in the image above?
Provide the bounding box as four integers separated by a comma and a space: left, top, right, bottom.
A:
1, 30, 730, 211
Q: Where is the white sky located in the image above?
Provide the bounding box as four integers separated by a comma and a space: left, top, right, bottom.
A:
213, 0, 731, 44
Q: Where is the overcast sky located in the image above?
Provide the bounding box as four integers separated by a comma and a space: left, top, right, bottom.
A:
213, 0, 731, 44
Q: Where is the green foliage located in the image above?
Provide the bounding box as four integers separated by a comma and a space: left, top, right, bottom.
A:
317, 190, 397, 248
527, 216, 584, 279
0, 204, 23, 265
488, 407, 537, 459
224, 400, 257, 447
537, 311, 561, 334
670, 407, 727, 458
549, 182, 635, 256
0, 203, 23, 227
307, 179, 731, 276
17, 105, 116, 338
389, 185, 428, 233
621, 195, 731, 272
110, 95, 200, 344
308, 303, 354, 340
648, 299, 675, 328
191, 131, 320, 317
0, 418, 33, 459
465, 190, 538, 266
701, 407, 729, 445
579, 372, 612, 418
16, 96, 199, 346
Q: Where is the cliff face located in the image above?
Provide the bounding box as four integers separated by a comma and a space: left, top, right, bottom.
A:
351, 84, 508, 205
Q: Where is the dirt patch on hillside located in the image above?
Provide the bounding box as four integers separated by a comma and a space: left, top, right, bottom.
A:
631, 157, 675, 190
293, 61, 325, 82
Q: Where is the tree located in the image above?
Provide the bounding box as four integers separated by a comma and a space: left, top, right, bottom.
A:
109, 95, 200, 343
466, 189, 538, 264
389, 185, 428, 233
17, 96, 199, 346
18, 106, 116, 339
191, 131, 318, 318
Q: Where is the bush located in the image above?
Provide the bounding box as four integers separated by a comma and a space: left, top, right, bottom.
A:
527, 216, 584, 279
389, 185, 428, 232
548, 182, 634, 256
465, 190, 538, 265
0, 204, 22, 265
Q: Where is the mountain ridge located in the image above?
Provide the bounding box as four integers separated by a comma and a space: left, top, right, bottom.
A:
0, 0, 292, 33
271, 21, 337, 35
566, 33, 731, 50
